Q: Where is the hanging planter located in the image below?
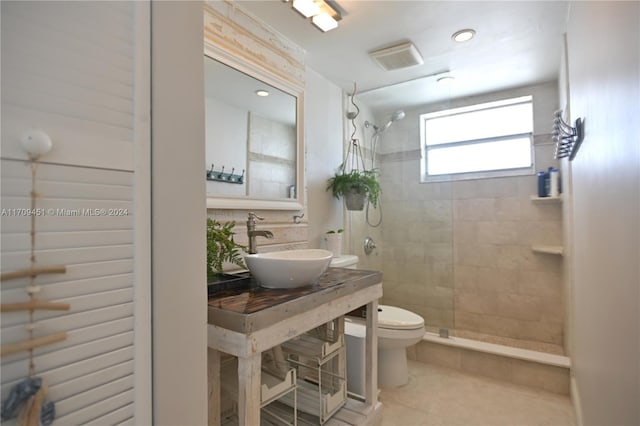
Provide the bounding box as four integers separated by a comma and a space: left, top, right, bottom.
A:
326, 83, 382, 211
326, 169, 381, 211
345, 191, 366, 211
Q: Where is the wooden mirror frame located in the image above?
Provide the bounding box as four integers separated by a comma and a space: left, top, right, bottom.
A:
204, 42, 305, 211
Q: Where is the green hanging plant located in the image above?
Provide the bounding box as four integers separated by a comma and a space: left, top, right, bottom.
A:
206, 218, 245, 280
326, 83, 382, 211
326, 169, 381, 209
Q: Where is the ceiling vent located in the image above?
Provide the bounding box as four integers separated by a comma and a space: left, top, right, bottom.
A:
369, 42, 424, 71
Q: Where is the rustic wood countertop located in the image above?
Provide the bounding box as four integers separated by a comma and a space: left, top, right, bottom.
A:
207, 267, 382, 334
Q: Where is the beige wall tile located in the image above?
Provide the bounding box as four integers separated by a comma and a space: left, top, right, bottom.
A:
454, 198, 496, 221
455, 243, 499, 267
456, 311, 525, 339
474, 177, 520, 199
413, 341, 462, 370
425, 285, 454, 309
453, 221, 477, 245
496, 293, 543, 321
522, 201, 562, 221
494, 245, 530, 270
430, 262, 454, 288
511, 359, 570, 395
421, 306, 454, 328
495, 197, 523, 221
518, 269, 563, 298
460, 350, 514, 382
477, 220, 521, 245
476, 267, 519, 293
452, 179, 478, 200
455, 289, 500, 315
424, 199, 453, 221
454, 265, 478, 290
518, 320, 563, 345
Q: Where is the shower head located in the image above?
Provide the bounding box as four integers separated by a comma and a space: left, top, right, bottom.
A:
365, 110, 405, 134
390, 110, 406, 122
379, 110, 405, 132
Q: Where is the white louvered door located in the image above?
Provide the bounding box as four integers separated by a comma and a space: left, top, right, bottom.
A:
1, 1, 151, 424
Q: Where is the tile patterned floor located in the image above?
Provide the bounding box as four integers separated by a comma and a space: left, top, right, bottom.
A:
379, 361, 575, 426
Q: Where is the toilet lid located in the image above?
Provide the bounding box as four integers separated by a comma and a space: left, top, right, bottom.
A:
377, 305, 424, 330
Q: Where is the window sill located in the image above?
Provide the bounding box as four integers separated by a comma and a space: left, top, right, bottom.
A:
421, 167, 535, 183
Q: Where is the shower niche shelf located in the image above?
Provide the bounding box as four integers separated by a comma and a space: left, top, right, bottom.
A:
530, 195, 562, 204
531, 245, 564, 256
530, 195, 563, 256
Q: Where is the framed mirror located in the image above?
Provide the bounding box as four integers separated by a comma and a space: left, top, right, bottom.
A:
204, 51, 304, 210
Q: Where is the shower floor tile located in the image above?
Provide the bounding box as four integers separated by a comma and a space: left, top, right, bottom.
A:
379, 360, 575, 426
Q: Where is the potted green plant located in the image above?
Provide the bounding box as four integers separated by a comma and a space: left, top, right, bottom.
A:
325, 229, 344, 257
326, 169, 381, 211
206, 218, 246, 282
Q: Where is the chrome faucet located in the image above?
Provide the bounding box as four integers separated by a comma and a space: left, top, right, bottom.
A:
246, 212, 274, 254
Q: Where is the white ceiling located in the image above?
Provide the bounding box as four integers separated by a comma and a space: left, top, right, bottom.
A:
236, 0, 569, 114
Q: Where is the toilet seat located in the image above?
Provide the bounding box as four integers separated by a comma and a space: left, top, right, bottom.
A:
377, 305, 424, 330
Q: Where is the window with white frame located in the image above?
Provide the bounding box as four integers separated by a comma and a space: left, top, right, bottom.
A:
420, 95, 534, 179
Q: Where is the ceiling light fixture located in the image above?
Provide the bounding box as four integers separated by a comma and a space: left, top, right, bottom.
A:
255, 90, 270, 97
292, 0, 320, 18
312, 12, 338, 32
452, 29, 476, 42
290, 0, 342, 32
437, 75, 455, 84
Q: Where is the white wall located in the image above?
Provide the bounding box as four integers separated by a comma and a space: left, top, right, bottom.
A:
305, 67, 344, 249
566, 2, 639, 425
151, 2, 207, 425
205, 98, 247, 197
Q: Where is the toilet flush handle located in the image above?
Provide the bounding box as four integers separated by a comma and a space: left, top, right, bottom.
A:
364, 236, 376, 255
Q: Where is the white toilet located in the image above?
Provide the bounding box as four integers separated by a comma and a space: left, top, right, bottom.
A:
330, 256, 426, 391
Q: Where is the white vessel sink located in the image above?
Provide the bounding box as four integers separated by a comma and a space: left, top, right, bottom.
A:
244, 249, 333, 289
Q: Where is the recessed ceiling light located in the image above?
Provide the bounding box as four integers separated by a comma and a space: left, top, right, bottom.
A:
437, 75, 455, 85
452, 29, 476, 43
255, 90, 270, 97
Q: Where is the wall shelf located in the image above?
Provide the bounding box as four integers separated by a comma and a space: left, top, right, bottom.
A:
531, 245, 564, 256
530, 195, 562, 204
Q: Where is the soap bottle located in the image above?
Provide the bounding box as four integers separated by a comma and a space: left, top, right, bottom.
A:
537, 171, 547, 197
549, 168, 560, 197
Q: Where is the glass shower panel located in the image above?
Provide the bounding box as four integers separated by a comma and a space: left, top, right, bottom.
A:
377, 157, 455, 333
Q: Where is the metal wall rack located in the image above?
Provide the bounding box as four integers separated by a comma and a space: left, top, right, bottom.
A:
220, 356, 298, 426
206, 164, 245, 184
553, 110, 585, 161
279, 317, 347, 424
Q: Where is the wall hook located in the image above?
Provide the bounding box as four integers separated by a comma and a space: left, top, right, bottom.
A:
552, 110, 585, 161
293, 212, 304, 224
206, 164, 245, 184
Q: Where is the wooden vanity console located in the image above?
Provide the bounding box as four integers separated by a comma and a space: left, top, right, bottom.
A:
207, 268, 383, 425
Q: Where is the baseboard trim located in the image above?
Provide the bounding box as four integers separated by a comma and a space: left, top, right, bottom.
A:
570, 375, 584, 426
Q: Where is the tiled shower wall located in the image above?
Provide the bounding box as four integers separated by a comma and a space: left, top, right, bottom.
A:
377, 82, 564, 350
452, 171, 563, 347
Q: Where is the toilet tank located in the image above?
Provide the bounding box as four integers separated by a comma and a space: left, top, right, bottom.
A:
330, 255, 359, 269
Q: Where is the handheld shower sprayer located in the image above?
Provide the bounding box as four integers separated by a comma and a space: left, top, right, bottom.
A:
365, 110, 405, 134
